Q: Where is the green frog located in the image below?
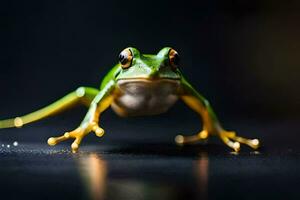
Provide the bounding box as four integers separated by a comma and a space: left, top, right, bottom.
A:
0, 47, 260, 153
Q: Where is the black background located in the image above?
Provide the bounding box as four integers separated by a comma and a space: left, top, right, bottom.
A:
1, 1, 300, 200
2, 0, 300, 119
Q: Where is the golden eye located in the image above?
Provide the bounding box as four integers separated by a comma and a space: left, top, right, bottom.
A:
168, 49, 180, 69
119, 48, 133, 69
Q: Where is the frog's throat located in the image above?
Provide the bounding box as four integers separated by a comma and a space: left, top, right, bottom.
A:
113, 78, 181, 117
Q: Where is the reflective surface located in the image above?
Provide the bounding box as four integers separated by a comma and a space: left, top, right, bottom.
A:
0, 118, 300, 200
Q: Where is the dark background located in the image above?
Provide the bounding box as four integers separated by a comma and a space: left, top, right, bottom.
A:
1, 1, 300, 200
1, 0, 300, 119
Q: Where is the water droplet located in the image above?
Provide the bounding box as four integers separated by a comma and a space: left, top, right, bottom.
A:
1, 144, 4, 147
13, 141, 18, 146
7, 144, 10, 148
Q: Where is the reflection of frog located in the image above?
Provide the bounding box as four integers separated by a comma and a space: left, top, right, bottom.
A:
0, 47, 260, 153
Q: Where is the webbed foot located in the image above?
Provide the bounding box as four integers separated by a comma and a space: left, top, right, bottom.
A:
47, 122, 105, 153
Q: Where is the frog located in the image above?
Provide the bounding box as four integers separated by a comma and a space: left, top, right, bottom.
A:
0, 47, 260, 153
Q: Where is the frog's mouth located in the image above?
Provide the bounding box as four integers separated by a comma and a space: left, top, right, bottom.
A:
116, 78, 181, 94
116, 78, 180, 85
117, 76, 180, 81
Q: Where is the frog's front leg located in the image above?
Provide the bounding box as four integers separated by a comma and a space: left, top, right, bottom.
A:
175, 78, 260, 152
47, 81, 115, 153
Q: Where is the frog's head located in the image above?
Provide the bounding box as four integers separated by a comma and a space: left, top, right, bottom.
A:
115, 47, 181, 81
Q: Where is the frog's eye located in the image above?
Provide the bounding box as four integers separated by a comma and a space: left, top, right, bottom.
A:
119, 48, 133, 69
168, 49, 180, 69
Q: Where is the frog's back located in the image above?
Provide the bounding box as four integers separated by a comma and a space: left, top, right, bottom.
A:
100, 64, 120, 90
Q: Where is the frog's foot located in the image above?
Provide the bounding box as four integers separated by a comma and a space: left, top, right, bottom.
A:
175, 130, 209, 145
218, 130, 260, 152
47, 122, 105, 153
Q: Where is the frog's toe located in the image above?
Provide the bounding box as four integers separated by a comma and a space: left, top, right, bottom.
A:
47, 128, 85, 153
71, 137, 83, 153
219, 131, 260, 151
91, 123, 105, 138
175, 135, 184, 145
175, 130, 209, 145
47, 132, 71, 146
219, 132, 241, 152
229, 134, 260, 150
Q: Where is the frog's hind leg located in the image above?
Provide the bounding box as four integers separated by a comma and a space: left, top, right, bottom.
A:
0, 87, 99, 129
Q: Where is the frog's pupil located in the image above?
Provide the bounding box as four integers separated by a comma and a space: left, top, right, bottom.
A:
119, 53, 127, 65
173, 53, 180, 65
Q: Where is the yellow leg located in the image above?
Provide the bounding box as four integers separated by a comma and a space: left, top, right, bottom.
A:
176, 91, 260, 152
47, 81, 115, 153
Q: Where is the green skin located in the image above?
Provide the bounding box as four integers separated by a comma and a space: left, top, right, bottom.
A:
0, 47, 260, 153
